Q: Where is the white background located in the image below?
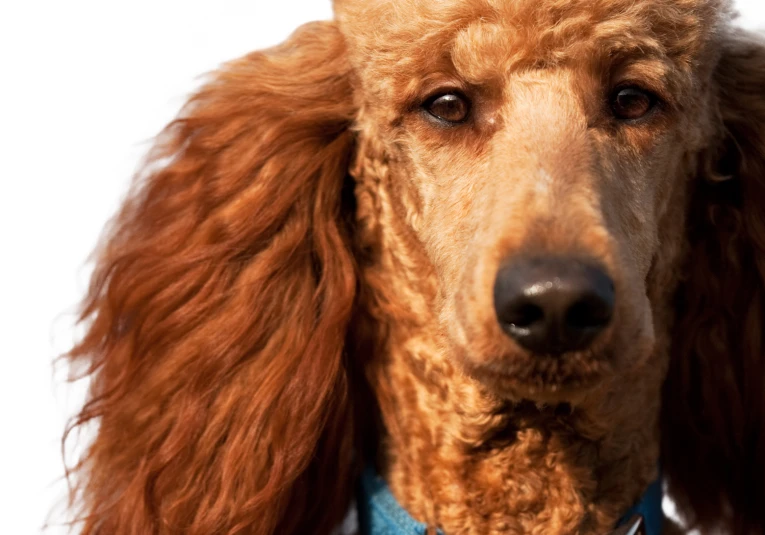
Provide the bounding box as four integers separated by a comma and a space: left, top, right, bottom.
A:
1, 1, 763, 533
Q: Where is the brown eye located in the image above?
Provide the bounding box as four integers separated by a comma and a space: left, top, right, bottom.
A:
610, 86, 657, 121
424, 93, 470, 124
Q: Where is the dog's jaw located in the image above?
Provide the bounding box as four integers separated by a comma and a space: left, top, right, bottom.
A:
362, 315, 665, 534
351, 136, 674, 534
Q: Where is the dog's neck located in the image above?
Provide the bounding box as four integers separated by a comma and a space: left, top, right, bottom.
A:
364, 341, 663, 534
351, 148, 670, 534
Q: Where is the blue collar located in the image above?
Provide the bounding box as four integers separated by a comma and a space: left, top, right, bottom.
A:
356, 467, 662, 535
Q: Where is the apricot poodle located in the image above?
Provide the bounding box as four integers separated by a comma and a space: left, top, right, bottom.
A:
64, 0, 765, 533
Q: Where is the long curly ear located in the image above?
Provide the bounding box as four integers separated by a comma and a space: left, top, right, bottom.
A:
663, 31, 765, 534
64, 21, 358, 535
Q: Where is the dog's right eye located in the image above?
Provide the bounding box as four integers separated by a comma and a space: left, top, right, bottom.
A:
423, 93, 470, 124
609, 86, 658, 121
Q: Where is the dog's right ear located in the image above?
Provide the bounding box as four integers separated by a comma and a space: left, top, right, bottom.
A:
663, 29, 765, 535
64, 22, 359, 535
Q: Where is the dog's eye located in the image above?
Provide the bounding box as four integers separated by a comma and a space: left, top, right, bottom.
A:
610, 86, 657, 121
424, 93, 470, 124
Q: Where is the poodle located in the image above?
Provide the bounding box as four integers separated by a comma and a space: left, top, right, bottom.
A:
64, 0, 765, 533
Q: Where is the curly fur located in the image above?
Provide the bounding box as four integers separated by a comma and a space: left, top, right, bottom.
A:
63, 1, 765, 534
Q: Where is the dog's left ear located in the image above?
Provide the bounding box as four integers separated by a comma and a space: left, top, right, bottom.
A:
63, 22, 360, 535
663, 30, 765, 535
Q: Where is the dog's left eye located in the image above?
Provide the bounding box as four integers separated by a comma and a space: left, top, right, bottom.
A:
610, 86, 658, 121
423, 93, 470, 124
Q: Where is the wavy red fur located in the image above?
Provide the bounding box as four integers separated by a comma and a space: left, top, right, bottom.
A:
663, 33, 765, 534
64, 23, 359, 535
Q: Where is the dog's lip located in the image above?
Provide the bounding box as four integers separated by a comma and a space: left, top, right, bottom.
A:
470, 348, 612, 375
462, 350, 613, 399
467, 362, 602, 390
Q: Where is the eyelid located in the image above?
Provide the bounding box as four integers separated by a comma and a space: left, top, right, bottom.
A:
611, 79, 671, 107
419, 86, 470, 108
404, 75, 468, 110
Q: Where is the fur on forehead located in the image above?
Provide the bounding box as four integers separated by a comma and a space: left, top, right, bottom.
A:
335, 0, 731, 108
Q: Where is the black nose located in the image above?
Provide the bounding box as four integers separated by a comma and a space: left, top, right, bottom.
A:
493, 257, 615, 355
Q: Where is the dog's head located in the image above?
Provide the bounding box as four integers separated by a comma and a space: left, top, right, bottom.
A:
66, 1, 765, 533
336, 0, 741, 402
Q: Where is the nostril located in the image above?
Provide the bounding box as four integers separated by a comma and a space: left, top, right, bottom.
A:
503, 302, 544, 329
566, 296, 613, 330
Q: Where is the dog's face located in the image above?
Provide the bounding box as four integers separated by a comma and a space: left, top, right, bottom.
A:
338, 0, 723, 401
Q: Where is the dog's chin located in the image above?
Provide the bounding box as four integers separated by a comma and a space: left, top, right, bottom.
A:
461, 349, 616, 404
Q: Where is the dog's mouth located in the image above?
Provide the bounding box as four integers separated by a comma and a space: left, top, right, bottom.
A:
463, 348, 615, 402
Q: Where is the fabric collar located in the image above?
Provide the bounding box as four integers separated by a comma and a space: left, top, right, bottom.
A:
356, 467, 662, 535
